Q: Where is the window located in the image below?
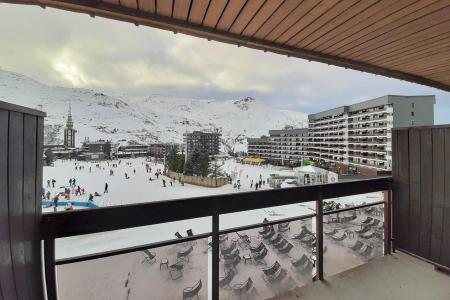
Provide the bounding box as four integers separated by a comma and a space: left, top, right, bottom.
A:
411, 102, 415, 108
411, 120, 415, 126
411, 111, 415, 117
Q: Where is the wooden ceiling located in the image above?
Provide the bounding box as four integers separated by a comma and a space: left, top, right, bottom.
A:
6, 0, 450, 91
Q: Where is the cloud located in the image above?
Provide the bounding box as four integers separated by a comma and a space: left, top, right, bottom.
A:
0, 3, 448, 124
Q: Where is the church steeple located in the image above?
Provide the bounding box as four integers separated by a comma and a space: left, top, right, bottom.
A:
64, 104, 76, 148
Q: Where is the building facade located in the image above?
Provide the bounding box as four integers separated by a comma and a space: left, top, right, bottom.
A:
148, 143, 179, 158
63, 105, 76, 148
184, 131, 221, 157
247, 128, 309, 166
308, 95, 435, 175
79, 139, 112, 160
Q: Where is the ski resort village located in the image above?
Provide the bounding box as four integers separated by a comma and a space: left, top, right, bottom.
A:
1, 2, 449, 300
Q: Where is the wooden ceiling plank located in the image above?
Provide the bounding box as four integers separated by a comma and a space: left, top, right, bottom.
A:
287, 0, 361, 47
215, 0, 246, 31
119, 0, 137, 9
173, 0, 191, 20
323, 0, 437, 55
156, 0, 174, 17
102, 0, 120, 5
203, 0, 228, 27
344, 8, 450, 60
308, 0, 398, 51
423, 70, 450, 78
261, 0, 318, 41
354, 22, 450, 62
247, 0, 297, 39
241, 0, 285, 37
275, 0, 340, 45
139, 0, 156, 13
396, 54, 450, 71
188, 0, 210, 24
333, 1, 448, 56
300, 0, 379, 49
378, 43, 450, 68
228, 0, 265, 35
367, 35, 450, 65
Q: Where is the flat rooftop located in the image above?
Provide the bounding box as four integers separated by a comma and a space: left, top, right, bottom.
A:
274, 251, 450, 300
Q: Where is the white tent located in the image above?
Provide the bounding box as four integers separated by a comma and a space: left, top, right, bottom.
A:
293, 165, 338, 185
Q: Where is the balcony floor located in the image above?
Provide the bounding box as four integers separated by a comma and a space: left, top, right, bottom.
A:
274, 251, 450, 300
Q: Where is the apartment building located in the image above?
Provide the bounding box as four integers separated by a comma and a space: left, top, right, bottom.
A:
184, 131, 221, 157
308, 95, 435, 175
247, 128, 309, 166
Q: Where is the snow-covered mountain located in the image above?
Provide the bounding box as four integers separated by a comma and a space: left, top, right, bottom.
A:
0, 69, 308, 152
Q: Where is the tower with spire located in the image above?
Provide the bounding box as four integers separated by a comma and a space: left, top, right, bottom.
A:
64, 104, 76, 148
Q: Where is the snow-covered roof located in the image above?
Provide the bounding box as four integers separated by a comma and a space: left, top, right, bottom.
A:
293, 165, 334, 175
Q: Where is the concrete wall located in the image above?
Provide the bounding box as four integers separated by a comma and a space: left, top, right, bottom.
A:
391, 95, 435, 128
167, 171, 228, 188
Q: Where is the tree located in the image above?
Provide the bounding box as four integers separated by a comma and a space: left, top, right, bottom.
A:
44, 149, 55, 166
166, 149, 185, 173
198, 152, 210, 177
184, 159, 194, 175
185, 149, 210, 177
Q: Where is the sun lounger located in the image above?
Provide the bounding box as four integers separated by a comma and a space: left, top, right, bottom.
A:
292, 226, 312, 240
291, 254, 314, 275
175, 232, 183, 239
331, 232, 347, 241
219, 269, 235, 289
177, 245, 194, 262
269, 233, 283, 245
236, 232, 251, 248
361, 217, 373, 225
142, 250, 156, 264
221, 241, 237, 255
360, 244, 373, 257
361, 231, 375, 239
278, 242, 293, 254
169, 260, 184, 280
261, 227, 276, 240
232, 277, 255, 297
278, 222, 290, 232
355, 225, 371, 234
349, 240, 364, 251
223, 248, 239, 260
324, 228, 338, 236
182, 279, 202, 299
258, 225, 272, 235
274, 238, 288, 250
252, 246, 268, 264
224, 254, 241, 269
250, 242, 265, 253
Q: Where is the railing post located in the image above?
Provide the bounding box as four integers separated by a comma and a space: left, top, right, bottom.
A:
315, 191, 324, 281
212, 212, 220, 300
44, 237, 58, 300
384, 182, 392, 255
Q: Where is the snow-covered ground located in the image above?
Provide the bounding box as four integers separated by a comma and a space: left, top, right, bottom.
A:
43, 158, 383, 260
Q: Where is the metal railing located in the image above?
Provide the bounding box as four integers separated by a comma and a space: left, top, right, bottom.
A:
41, 177, 392, 300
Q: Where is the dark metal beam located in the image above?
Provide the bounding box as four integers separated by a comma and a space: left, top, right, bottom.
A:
2, 0, 450, 91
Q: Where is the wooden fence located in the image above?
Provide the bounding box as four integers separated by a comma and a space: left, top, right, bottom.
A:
166, 171, 228, 188
0, 101, 45, 300
392, 126, 450, 269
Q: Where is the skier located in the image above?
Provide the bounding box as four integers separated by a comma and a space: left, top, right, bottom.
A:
255, 182, 259, 190
46, 191, 51, 200
250, 180, 253, 188
125, 172, 128, 179
73, 178, 76, 186
170, 180, 173, 187
88, 193, 94, 202
104, 183, 109, 193
155, 172, 159, 179
133, 169, 136, 174
89, 167, 92, 173
69, 178, 72, 186
47, 180, 51, 188
162, 179, 166, 187
51, 179, 56, 188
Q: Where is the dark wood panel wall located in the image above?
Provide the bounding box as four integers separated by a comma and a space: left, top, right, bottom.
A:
0, 101, 45, 300
393, 126, 450, 268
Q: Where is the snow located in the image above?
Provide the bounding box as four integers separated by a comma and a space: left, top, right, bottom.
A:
0, 69, 307, 152
43, 158, 383, 260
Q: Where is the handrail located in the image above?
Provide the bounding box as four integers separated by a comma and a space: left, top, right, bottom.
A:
41, 177, 391, 239
42, 177, 392, 300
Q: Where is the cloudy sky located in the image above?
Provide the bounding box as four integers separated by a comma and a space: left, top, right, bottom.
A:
0, 3, 448, 123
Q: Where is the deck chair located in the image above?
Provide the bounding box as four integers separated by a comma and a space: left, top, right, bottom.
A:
250, 242, 265, 253
361, 217, 373, 225
355, 225, 371, 234
252, 246, 268, 264
232, 277, 256, 298
331, 231, 347, 242
221, 241, 237, 256
236, 232, 251, 249
182, 280, 202, 299
186, 229, 197, 245
349, 240, 364, 251
278, 222, 290, 232
219, 269, 235, 289
141, 250, 156, 264
169, 260, 184, 280
262, 261, 285, 283
261, 227, 276, 240
177, 245, 194, 262
224, 254, 241, 270
278, 242, 293, 255
360, 244, 373, 257
175, 231, 183, 239
258, 225, 272, 235
269, 233, 283, 245
274, 238, 288, 250
324, 228, 338, 236
223, 248, 239, 260
361, 230, 375, 239
292, 226, 311, 241
291, 254, 313, 275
